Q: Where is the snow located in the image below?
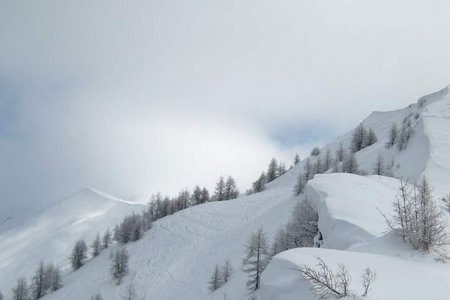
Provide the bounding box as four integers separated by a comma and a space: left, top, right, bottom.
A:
306, 174, 399, 250
3, 86, 450, 299
260, 174, 450, 300
38, 170, 299, 300
0, 188, 145, 298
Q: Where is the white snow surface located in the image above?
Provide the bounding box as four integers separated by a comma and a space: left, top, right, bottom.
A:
3, 86, 450, 299
0, 188, 145, 297
42, 170, 299, 300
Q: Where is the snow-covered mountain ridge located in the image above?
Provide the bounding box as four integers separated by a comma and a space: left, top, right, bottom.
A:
3, 86, 450, 299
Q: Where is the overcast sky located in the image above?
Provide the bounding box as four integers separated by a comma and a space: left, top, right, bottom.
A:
1, 0, 450, 215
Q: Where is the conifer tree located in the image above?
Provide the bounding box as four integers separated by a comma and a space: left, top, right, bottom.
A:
30, 262, 46, 299
200, 187, 210, 203
222, 258, 233, 284
252, 172, 266, 193
386, 123, 399, 148
214, 176, 226, 201
242, 228, 270, 291
343, 151, 359, 174
91, 233, 101, 258
208, 264, 222, 292
102, 228, 112, 250
224, 176, 239, 200
373, 153, 385, 176
351, 124, 368, 152
110, 248, 129, 285
191, 186, 203, 205
294, 173, 306, 195
277, 163, 287, 177
364, 128, 378, 147
294, 154, 300, 165
336, 142, 345, 162
12, 278, 29, 300
266, 158, 278, 182
71, 239, 88, 270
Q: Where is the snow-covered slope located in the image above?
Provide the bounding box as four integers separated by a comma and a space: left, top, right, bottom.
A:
260, 174, 450, 300
40, 170, 299, 300
4, 86, 450, 300
259, 87, 450, 299
0, 188, 145, 297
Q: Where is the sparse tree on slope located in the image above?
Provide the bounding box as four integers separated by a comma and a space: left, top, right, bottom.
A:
222, 258, 233, 284
91, 233, 101, 258
122, 279, 138, 300
102, 228, 112, 250
373, 153, 385, 176
12, 278, 29, 300
415, 177, 448, 252
323, 149, 332, 172
47, 265, 62, 292
351, 124, 368, 152
111, 248, 129, 285
397, 120, 413, 151
386, 177, 448, 254
286, 198, 319, 248
294, 173, 306, 195
252, 172, 266, 193
304, 158, 314, 181
294, 154, 300, 165
201, 187, 210, 203
71, 239, 88, 270
364, 128, 378, 147
336, 142, 345, 162
386, 123, 399, 148
30, 261, 46, 299
214, 176, 226, 201
266, 158, 278, 183
208, 264, 222, 292
277, 163, 287, 177
243, 228, 270, 291
343, 151, 359, 174
271, 228, 290, 256
191, 186, 203, 205
224, 176, 239, 200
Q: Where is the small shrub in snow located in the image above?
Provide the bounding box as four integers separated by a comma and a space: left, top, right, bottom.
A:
297, 258, 352, 299
297, 259, 377, 299
361, 267, 377, 296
